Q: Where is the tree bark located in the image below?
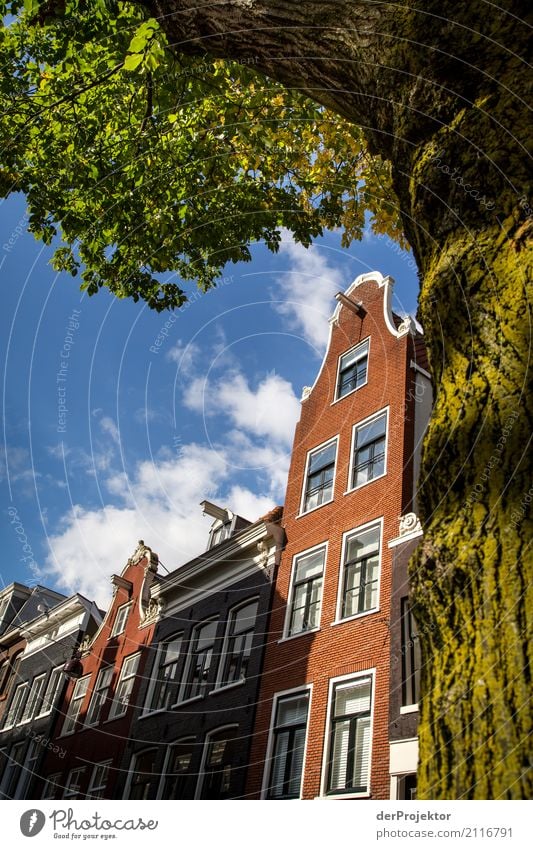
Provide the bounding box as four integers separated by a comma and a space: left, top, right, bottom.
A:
142, 0, 532, 798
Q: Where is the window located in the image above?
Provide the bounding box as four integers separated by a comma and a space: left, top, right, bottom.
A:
85, 667, 113, 726
179, 620, 218, 702
0, 741, 25, 798
159, 739, 196, 800
336, 339, 369, 400
127, 749, 158, 800
326, 676, 373, 795
15, 740, 40, 799
42, 772, 63, 799
266, 691, 309, 799
302, 439, 337, 513
1, 683, 27, 729
110, 603, 130, 637
339, 523, 381, 619
108, 653, 140, 719
401, 599, 421, 707
36, 667, 63, 717
63, 767, 86, 799
219, 601, 258, 687
397, 773, 417, 800
209, 520, 232, 548
87, 761, 112, 798
286, 547, 325, 636
20, 674, 46, 723
61, 675, 90, 735
350, 411, 387, 488
146, 635, 182, 712
199, 727, 239, 800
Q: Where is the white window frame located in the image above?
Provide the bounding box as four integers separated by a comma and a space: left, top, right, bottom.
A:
123, 748, 159, 800
333, 337, 370, 403
35, 666, 63, 718
176, 619, 219, 705
87, 760, 112, 798
0, 740, 25, 797
85, 667, 113, 726
214, 599, 259, 692
195, 724, 239, 800
61, 674, 91, 736
108, 652, 141, 720
142, 633, 183, 715
1, 682, 28, 730
299, 435, 339, 516
157, 736, 196, 799
261, 684, 312, 800
63, 766, 86, 799
110, 603, 130, 637
319, 669, 375, 799
41, 772, 63, 799
334, 518, 383, 624
282, 543, 328, 640
14, 739, 40, 799
19, 674, 47, 724
346, 407, 389, 493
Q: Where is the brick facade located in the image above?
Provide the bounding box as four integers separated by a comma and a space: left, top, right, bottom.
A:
246, 272, 429, 800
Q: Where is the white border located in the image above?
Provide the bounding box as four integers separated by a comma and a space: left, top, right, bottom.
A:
281, 542, 328, 640
212, 596, 259, 692
333, 518, 383, 625
175, 617, 219, 705
345, 407, 389, 494
141, 632, 183, 717
298, 435, 339, 518
318, 668, 375, 799
156, 736, 196, 800
194, 723, 239, 800
260, 683, 313, 800
331, 336, 370, 405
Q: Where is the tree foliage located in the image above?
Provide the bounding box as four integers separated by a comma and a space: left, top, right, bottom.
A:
0, 0, 404, 310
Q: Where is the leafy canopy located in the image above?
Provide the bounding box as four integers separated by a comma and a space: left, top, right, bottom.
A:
0, 0, 404, 310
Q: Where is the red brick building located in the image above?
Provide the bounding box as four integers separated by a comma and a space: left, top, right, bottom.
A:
36, 541, 160, 799
246, 272, 431, 800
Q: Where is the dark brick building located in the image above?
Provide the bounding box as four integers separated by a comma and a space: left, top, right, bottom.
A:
119, 504, 284, 800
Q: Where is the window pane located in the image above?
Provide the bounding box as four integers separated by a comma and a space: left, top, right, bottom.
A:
335, 679, 372, 716
294, 550, 324, 582
357, 415, 386, 448
162, 741, 196, 799
346, 526, 380, 561
308, 442, 336, 474
277, 694, 309, 726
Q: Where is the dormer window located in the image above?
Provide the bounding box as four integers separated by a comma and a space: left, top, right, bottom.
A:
201, 500, 237, 550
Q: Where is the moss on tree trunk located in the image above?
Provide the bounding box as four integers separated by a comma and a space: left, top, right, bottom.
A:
144, 0, 532, 797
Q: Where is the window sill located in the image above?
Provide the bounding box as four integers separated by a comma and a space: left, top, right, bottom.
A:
330, 608, 379, 626
209, 679, 246, 696
103, 711, 128, 724
343, 471, 387, 496
278, 627, 321, 644
172, 694, 204, 708
315, 791, 371, 800
400, 704, 419, 714
138, 707, 168, 720
296, 499, 334, 519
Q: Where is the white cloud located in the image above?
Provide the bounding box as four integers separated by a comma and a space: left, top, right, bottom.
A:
272, 235, 344, 351
43, 441, 277, 607
166, 339, 200, 370
99, 416, 120, 446
214, 371, 300, 447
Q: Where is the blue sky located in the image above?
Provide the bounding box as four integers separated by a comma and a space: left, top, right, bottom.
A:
1, 191, 420, 605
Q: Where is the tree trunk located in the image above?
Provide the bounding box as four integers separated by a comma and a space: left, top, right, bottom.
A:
143, 0, 532, 798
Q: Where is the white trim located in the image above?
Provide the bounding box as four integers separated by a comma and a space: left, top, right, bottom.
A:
332, 336, 370, 404
87, 759, 112, 798
110, 602, 131, 638
195, 723, 239, 800
141, 632, 183, 716
175, 618, 219, 705
334, 517, 384, 624
156, 736, 196, 800
298, 435, 339, 517
282, 541, 328, 639
85, 666, 113, 727
107, 651, 142, 721
319, 668, 375, 799
123, 746, 158, 800
399, 703, 419, 715
63, 765, 87, 799
35, 666, 64, 718
260, 683, 313, 800
388, 528, 423, 548
345, 407, 389, 494
213, 597, 259, 691
59, 674, 91, 737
